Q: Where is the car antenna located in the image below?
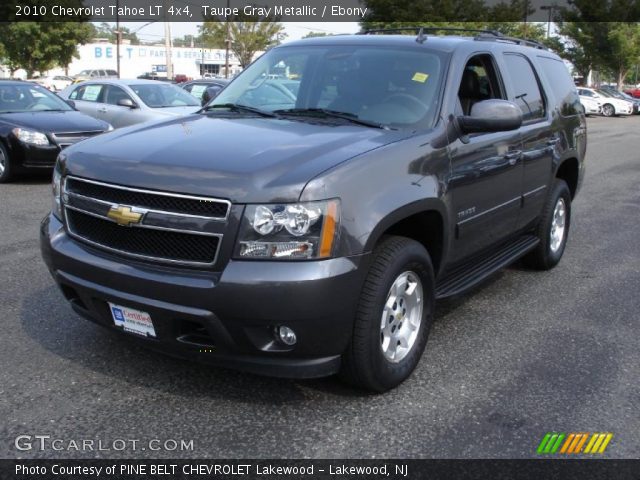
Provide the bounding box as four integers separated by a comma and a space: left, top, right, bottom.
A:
416, 27, 427, 44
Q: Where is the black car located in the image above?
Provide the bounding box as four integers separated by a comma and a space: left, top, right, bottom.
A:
181, 79, 229, 105
41, 30, 586, 391
0, 80, 111, 182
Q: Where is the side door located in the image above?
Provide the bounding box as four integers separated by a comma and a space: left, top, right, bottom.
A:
99, 85, 140, 128
447, 53, 523, 263
500, 53, 555, 230
68, 83, 104, 119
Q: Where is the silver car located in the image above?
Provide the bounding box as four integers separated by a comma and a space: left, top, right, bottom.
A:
58, 79, 201, 129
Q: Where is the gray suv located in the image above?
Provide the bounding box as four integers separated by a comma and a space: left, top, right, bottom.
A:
41, 29, 586, 391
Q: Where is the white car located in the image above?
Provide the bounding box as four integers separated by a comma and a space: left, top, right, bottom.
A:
577, 87, 634, 117
30, 75, 73, 92
579, 96, 602, 115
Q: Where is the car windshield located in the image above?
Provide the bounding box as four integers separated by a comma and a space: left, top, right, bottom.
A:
596, 90, 614, 98
130, 83, 200, 108
0, 83, 73, 113
209, 45, 447, 129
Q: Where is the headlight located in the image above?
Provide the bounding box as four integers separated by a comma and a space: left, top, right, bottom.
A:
52, 165, 63, 220
236, 200, 340, 260
12, 128, 49, 146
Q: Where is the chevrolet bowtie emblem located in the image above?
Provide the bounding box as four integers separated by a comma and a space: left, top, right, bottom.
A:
107, 205, 143, 226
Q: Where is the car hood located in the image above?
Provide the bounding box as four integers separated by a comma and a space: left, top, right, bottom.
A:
4, 110, 109, 133
62, 114, 409, 203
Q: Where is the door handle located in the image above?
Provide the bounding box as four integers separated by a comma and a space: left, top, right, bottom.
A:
504, 151, 522, 166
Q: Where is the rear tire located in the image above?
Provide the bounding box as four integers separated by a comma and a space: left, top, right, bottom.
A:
524, 179, 572, 270
340, 236, 435, 392
0, 142, 14, 183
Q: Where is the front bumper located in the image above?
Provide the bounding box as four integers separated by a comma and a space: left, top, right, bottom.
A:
40, 214, 370, 378
9, 138, 60, 170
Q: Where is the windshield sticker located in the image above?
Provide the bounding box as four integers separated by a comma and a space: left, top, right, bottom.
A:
412, 72, 429, 83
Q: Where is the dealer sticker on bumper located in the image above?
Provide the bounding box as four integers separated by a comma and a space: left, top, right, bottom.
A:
108, 303, 156, 338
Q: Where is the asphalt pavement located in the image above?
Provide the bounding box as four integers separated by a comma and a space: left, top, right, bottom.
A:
1, 115, 638, 459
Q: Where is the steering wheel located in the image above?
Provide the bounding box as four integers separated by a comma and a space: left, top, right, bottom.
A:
381, 93, 428, 117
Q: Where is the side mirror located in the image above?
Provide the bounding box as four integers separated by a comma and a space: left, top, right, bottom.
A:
65, 100, 76, 109
457, 99, 522, 134
117, 98, 137, 108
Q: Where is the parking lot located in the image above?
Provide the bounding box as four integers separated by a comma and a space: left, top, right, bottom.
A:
1, 115, 638, 459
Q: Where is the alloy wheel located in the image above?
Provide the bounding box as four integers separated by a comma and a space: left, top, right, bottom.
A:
550, 197, 567, 253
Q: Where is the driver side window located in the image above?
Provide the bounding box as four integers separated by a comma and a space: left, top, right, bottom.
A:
458, 54, 504, 116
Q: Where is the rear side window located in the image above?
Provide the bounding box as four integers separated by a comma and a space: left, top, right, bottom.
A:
502, 54, 545, 121
72, 84, 104, 102
537, 56, 581, 117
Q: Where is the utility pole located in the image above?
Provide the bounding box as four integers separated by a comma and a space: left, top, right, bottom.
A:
224, 0, 231, 78
115, 0, 121, 78
540, 4, 557, 39
164, 21, 173, 80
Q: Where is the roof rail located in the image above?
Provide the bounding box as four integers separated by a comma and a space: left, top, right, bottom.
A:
360, 26, 503, 37
359, 27, 549, 50
474, 33, 549, 50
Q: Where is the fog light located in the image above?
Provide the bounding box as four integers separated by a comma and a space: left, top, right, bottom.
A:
277, 326, 297, 346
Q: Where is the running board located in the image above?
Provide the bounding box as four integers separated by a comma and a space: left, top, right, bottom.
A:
435, 235, 539, 299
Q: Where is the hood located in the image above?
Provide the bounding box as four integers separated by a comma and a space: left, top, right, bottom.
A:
62, 114, 409, 203
5, 110, 109, 133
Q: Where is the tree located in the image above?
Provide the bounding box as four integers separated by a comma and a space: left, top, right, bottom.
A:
0, 22, 93, 77
560, 22, 640, 88
92, 22, 140, 45
173, 35, 201, 48
200, 14, 286, 68
302, 32, 330, 39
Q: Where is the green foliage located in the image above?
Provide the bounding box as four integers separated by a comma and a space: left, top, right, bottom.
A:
302, 32, 331, 39
200, 15, 286, 68
92, 22, 140, 45
0, 22, 93, 77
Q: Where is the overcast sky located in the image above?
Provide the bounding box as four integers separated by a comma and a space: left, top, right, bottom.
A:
118, 22, 361, 44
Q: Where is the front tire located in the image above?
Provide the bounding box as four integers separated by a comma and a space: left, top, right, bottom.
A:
0, 142, 14, 183
524, 179, 572, 270
602, 103, 615, 117
341, 236, 435, 392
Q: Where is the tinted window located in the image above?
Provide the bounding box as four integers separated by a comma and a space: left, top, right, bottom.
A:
103, 85, 133, 105
537, 56, 581, 117
213, 46, 447, 128
458, 54, 504, 115
503, 54, 545, 121
130, 83, 200, 108
0, 84, 73, 113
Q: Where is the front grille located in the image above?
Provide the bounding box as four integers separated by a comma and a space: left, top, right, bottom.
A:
52, 131, 103, 148
66, 209, 220, 264
66, 177, 229, 219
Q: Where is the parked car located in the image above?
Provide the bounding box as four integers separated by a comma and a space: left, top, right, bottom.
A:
58, 79, 201, 129
41, 31, 586, 391
72, 69, 118, 83
577, 87, 633, 117
181, 79, 229, 105
0, 80, 111, 182
599, 86, 640, 114
173, 74, 189, 83
30, 75, 74, 92
623, 87, 640, 98
579, 96, 602, 116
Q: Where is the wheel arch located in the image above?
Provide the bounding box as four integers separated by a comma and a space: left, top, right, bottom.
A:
555, 157, 580, 199
363, 200, 448, 276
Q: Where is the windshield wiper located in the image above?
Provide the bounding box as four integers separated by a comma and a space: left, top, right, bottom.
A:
273, 108, 389, 129
202, 103, 278, 118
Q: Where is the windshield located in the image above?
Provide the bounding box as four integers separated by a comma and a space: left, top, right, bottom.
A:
0, 83, 73, 113
130, 83, 200, 108
210, 45, 447, 128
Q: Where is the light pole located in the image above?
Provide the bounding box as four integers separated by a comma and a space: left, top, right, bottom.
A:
540, 4, 557, 39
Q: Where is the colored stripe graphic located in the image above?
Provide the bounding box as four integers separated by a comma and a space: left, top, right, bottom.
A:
538, 433, 613, 454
